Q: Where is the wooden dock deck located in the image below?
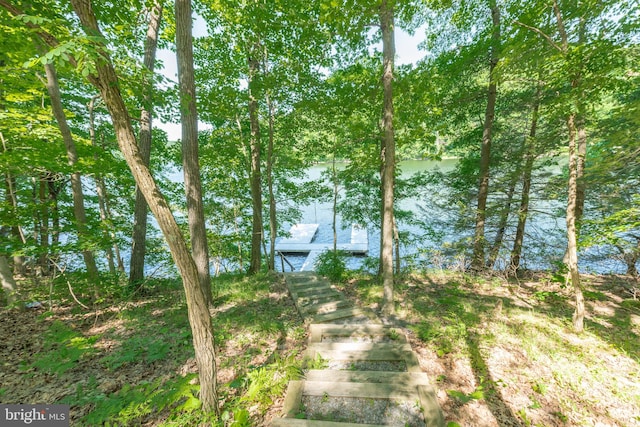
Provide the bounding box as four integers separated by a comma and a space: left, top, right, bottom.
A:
276, 224, 368, 272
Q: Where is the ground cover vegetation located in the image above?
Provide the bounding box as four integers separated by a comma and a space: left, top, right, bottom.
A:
337, 270, 640, 426
0, 0, 638, 424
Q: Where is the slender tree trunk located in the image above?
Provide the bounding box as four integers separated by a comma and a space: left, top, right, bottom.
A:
332, 154, 338, 252
380, 0, 396, 316
393, 217, 400, 274
67, 0, 218, 412
46, 174, 61, 247
486, 174, 516, 270
574, 17, 587, 227
42, 61, 99, 281
176, 0, 213, 307
265, 88, 277, 271
130, 0, 162, 285
472, 0, 500, 271
510, 84, 541, 273
566, 113, 584, 333
88, 97, 116, 274
553, 0, 584, 333
1, 132, 25, 275
248, 52, 263, 275
38, 174, 50, 275
0, 253, 17, 305
3, 172, 25, 275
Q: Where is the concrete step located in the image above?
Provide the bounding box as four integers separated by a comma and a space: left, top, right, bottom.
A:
285, 272, 321, 282
293, 287, 339, 298
308, 324, 406, 343
278, 380, 445, 426
305, 369, 432, 386
310, 307, 376, 324
272, 418, 387, 427
289, 281, 333, 291
307, 342, 413, 353
297, 294, 343, 308
301, 299, 353, 315
305, 348, 421, 372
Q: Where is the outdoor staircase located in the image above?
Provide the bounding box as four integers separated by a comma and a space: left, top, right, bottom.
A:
272, 272, 444, 427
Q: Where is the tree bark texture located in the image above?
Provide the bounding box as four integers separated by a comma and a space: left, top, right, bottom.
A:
553, 0, 585, 333
0, 254, 17, 305
266, 89, 277, 271
510, 84, 540, 273
566, 113, 585, 333
43, 61, 99, 281
130, 0, 162, 285
472, 0, 500, 271
68, 0, 219, 412
486, 175, 516, 270
248, 52, 263, 275
380, 0, 396, 316
176, 0, 213, 307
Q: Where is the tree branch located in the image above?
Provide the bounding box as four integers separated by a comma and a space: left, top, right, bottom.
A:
513, 20, 563, 53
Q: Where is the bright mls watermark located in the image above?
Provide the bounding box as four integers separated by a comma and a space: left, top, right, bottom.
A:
1, 404, 69, 426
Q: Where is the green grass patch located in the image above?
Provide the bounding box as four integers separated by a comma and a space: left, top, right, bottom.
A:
8, 272, 305, 426
31, 320, 98, 375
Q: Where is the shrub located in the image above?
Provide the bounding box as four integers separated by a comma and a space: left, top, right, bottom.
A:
315, 250, 348, 283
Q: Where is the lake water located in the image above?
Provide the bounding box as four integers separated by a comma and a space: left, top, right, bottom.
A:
277, 159, 630, 275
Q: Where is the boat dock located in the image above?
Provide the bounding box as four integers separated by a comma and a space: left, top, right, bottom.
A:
275, 223, 368, 272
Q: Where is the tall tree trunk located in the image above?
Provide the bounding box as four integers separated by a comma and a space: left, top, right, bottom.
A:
472, 0, 500, 271
265, 80, 277, 271
510, 83, 541, 273
574, 17, 587, 227
88, 96, 116, 274
379, 0, 396, 316
42, 61, 99, 281
130, 0, 162, 285
566, 113, 584, 333
486, 174, 517, 270
553, 0, 585, 333
66, 0, 218, 412
248, 52, 263, 275
176, 0, 213, 307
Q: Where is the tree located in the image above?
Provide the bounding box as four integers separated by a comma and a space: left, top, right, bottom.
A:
176, 0, 214, 306
247, 48, 264, 274
64, 0, 219, 413
471, 0, 500, 271
130, 0, 162, 285
0, 253, 17, 305
379, 0, 396, 316
42, 60, 100, 281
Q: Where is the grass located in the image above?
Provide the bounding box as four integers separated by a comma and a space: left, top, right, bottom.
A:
341, 270, 640, 427
1, 271, 306, 426
5, 268, 639, 426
